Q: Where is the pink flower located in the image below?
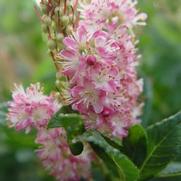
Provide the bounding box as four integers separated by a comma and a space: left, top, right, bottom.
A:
79, 0, 147, 34
36, 128, 92, 181
71, 81, 106, 113
7, 83, 60, 133
56, 0, 146, 139
59, 23, 142, 139
59, 26, 90, 79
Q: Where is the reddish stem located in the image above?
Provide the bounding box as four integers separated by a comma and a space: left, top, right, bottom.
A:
73, 0, 79, 11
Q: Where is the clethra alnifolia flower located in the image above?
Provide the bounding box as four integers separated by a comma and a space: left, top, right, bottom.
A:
7, 0, 147, 180
7, 83, 60, 133
36, 128, 92, 181
58, 0, 146, 139
79, 0, 147, 34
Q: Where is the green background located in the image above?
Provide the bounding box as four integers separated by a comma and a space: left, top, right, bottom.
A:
0, 0, 180, 180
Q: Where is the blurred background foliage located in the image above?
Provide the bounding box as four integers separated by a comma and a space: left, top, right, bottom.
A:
0, 0, 180, 180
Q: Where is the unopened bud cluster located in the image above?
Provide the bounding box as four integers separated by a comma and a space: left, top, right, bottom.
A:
55, 73, 71, 105
39, 0, 78, 101
39, 0, 75, 60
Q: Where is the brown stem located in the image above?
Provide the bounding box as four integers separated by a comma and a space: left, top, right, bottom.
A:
50, 51, 59, 71
64, 0, 67, 14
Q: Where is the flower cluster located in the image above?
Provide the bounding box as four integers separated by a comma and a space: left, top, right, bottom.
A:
7, 83, 60, 133
7, 83, 93, 181
7, 0, 146, 180
59, 0, 146, 138
36, 128, 92, 181
79, 0, 147, 34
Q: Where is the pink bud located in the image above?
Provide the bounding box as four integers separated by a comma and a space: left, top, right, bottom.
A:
86, 55, 96, 66
102, 107, 113, 117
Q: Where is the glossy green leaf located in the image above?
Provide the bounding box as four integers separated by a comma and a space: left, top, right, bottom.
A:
48, 112, 84, 133
102, 134, 123, 150
57, 105, 79, 114
48, 112, 84, 155
76, 131, 140, 181
140, 111, 181, 180
157, 162, 181, 178
123, 124, 148, 167
91, 162, 108, 181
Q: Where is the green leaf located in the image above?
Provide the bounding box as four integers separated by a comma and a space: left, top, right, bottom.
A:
123, 124, 148, 167
157, 162, 181, 178
48, 112, 84, 131
102, 134, 123, 150
77, 131, 140, 181
48, 112, 84, 155
91, 162, 108, 181
140, 111, 181, 180
57, 105, 79, 114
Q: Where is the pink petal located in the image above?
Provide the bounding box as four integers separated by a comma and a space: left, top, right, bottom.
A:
16, 119, 32, 131
77, 25, 87, 42
93, 30, 108, 39
63, 37, 77, 50
60, 50, 76, 60
71, 86, 82, 97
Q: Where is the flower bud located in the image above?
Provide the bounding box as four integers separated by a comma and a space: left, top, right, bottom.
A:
86, 55, 96, 66
61, 15, 69, 26
40, 4, 47, 13
57, 43, 64, 50
55, 92, 60, 99
42, 15, 52, 26
56, 72, 62, 79
54, 7, 63, 16
51, 21, 57, 31
47, 39, 56, 50
55, 80, 61, 87
66, 25, 73, 34
56, 33, 64, 41
67, 4, 72, 12
69, 14, 74, 22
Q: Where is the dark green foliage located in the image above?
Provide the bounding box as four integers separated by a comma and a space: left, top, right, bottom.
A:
48, 110, 181, 180
140, 111, 181, 180
48, 108, 85, 155
157, 162, 181, 178
123, 125, 148, 167
77, 131, 140, 181
0, 0, 181, 180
